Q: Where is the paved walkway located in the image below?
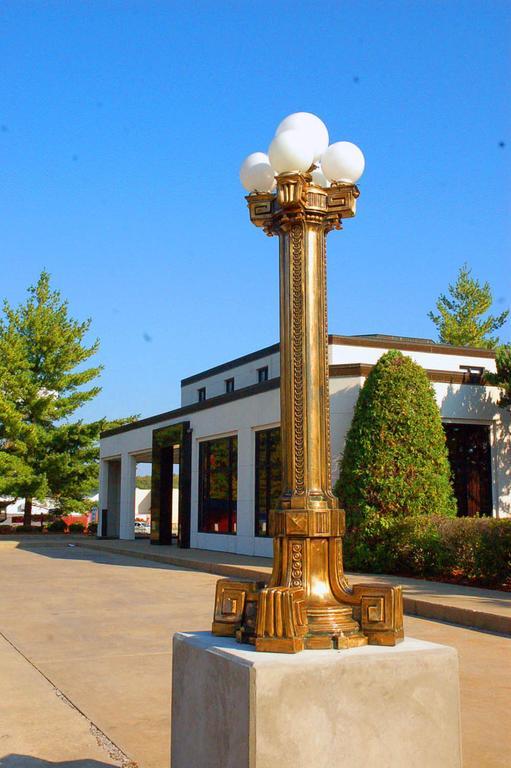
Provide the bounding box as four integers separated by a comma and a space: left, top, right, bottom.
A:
0, 543, 509, 767
4, 535, 508, 635
0, 630, 127, 768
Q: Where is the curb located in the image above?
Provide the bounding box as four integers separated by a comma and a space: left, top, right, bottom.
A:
75, 540, 272, 582
73, 540, 511, 637
3, 538, 509, 637
402, 596, 511, 635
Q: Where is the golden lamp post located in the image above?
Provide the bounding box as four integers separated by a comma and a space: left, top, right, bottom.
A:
212, 113, 404, 653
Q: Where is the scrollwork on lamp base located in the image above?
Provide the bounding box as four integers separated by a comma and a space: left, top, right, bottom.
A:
212, 574, 404, 653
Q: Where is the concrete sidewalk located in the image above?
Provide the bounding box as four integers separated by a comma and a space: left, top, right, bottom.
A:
0, 632, 127, 767
2, 535, 510, 635
0, 544, 509, 768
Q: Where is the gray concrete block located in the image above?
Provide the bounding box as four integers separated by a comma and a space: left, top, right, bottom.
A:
171, 631, 462, 768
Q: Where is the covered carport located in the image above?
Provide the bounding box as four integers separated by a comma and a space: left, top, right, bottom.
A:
99, 415, 191, 545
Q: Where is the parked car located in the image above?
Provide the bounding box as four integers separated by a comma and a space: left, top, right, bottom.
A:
134, 520, 150, 534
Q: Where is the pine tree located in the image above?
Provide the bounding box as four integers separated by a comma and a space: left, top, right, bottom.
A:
0, 271, 128, 527
335, 350, 456, 526
428, 264, 508, 348
486, 345, 511, 409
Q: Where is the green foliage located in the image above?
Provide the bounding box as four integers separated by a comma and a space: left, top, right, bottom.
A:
68, 522, 85, 533
485, 344, 511, 409
136, 474, 173, 490
47, 518, 67, 532
87, 521, 98, 536
335, 350, 456, 525
343, 515, 511, 588
428, 263, 508, 348
0, 271, 134, 523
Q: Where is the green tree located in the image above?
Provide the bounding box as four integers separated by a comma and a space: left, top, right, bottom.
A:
428, 264, 508, 348
136, 474, 178, 489
0, 271, 132, 526
486, 345, 511, 409
335, 350, 456, 526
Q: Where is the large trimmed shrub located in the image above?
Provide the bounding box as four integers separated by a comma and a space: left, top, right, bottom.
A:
335, 350, 456, 525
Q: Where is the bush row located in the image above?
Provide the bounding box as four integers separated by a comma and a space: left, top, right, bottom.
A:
0, 521, 98, 535
343, 515, 511, 589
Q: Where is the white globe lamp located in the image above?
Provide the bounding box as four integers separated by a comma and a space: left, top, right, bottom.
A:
239, 152, 276, 193
311, 165, 330, 188
276, 112, 329, 162
321, 141, 365, 184
268, 129, 314, 174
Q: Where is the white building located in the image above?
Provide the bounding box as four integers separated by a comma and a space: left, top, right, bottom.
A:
0, 498, 53, 527
98, 334, 511, 555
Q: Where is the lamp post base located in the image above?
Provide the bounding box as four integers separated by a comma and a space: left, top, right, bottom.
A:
212, 577, 403, 653
171, 632, 462, 768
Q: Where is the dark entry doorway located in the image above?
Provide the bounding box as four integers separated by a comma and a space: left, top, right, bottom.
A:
444, 423, 493, 517
151, 422, 192, 547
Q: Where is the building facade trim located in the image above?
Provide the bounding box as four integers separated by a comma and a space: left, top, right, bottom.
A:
103, 365, 492, 441
101, 378, 281, 438
179, 336, 494, 392
329, 363, 487, 385
329, 335, 495, 359
180, 343, 280, 386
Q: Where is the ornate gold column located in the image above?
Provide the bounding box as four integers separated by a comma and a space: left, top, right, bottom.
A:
212, 171, 404, 653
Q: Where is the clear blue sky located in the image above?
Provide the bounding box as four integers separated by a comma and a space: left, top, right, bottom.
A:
1, 1, 510, 423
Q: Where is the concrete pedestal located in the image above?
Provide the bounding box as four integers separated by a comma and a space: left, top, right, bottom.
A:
171, 631, 462, 768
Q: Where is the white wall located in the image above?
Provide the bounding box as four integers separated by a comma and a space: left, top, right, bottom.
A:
180, 351, 280, 406
180, 340, 496, 407
189, 388, 279, 558
330, 342, 496, 374
329, 376, 511, 518
329, 376, 365, 483
100, 340, 509, 553
436, 381, 511, 518
135, 488, 151, 518
100, 387, 279, 553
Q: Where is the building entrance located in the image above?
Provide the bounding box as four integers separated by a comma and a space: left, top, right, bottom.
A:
444, 423, 493, 517
150, 422, 192, 547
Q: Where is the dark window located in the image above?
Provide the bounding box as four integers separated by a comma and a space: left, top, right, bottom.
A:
199, 436, 237, 534
225, 377, 235, 393
459, 365, 484, 384
197, 387, 206, 402
443, 423, 493, 517
255, 427, 281, 536
258, 366, 269, 383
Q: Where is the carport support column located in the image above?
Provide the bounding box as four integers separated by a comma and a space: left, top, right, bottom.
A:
119, 453, 137, 540
98, 459, 109, 537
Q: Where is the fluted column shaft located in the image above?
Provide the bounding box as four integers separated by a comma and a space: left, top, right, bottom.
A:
278, 218, 335, 513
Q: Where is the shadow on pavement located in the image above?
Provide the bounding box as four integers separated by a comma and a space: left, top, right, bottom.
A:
0, 757, 125, 768
8, 542, 195, 573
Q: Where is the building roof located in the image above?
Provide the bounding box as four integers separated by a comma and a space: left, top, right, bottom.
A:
350, 333, 436, 344
101, 334, 496, 440
180, 333, 495, 386
181, 343, 279, 386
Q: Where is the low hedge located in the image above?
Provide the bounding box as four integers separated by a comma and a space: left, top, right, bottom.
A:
0, 525, 14, 535
68, 522, 85, 533
343, 515, 511, 589
46, 518, 67, 532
